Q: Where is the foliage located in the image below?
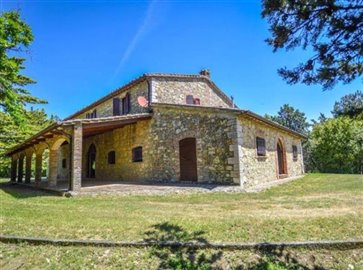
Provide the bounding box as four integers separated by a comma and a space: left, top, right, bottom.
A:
311, 113, 328, 125
309, 117, 363, 173
265, 104, 310, 134
0, 10, 46, 123
262, 0, 363, 90
332, 90, 363, 119
0, 109, 57, 177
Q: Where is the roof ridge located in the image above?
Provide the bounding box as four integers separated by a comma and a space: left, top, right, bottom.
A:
144, 72, 203, 78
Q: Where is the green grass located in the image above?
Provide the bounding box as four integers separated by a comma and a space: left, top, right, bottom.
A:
0, 174, 362, 242
1, 243, 362, 270
1, 173, 362, 269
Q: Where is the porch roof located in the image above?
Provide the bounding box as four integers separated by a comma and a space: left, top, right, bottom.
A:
63, 113, 152, 138
6, 113, 153, 156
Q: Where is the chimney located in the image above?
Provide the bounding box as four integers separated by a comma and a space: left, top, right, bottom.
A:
199, 69, 210, 78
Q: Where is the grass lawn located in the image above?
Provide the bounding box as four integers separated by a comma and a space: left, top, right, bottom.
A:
1, 243, 362, 269
0, 173, 362, 243
0, 173, 362, 269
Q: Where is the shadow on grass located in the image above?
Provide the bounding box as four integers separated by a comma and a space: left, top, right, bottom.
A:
250, 246, 327, 270
0, 181, 54, 199
144, 222, 222, 270
144, 222, 328, 270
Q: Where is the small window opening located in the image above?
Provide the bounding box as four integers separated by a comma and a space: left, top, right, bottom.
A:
108, 151, 116, 164
132, 146, 143, 162
186, 95, 194, 105
292, 145, 298, 161
122, 93, 131, 114
113, 98, 121, 116
256, 137, 266, 157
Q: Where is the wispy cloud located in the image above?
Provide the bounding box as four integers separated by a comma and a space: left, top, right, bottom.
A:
112, 0, 157, 78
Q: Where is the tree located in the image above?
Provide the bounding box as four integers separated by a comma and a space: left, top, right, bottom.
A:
265, 104, 310, 134
0, 109, 56, 177
262, 0, 363, 90
0, 11, 45, 124
309, 116, 363, 173
332, 90, 363, 118
311, 113, 328, 125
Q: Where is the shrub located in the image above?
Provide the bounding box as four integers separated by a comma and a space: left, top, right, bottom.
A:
309, 117, 363, 174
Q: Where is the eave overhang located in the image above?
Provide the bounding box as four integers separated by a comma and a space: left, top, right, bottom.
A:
6, 113, 153, 156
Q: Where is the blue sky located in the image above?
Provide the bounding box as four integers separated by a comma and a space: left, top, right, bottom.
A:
2, 0, 362, 121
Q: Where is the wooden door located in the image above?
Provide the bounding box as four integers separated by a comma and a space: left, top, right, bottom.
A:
277, 140, 286, 175
179, 138, 197, 181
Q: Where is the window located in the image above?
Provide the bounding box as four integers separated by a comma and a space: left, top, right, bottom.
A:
186, 95, 201, 105
256, 137, 266, 157
132, 146, 143, 162
62, 159, 67, 168
186, 95, 194, 105
113, 98, 121, 116
108, 151, 116, 164
122, 93, 131, 114
86, 110, 97, 119
292, 145, 298, 161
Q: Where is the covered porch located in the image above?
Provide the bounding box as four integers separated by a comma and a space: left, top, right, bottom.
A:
7, 114, 152, 192
9, 178, 242, 196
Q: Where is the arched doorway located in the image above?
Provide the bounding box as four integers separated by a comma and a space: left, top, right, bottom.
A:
277, 139, 287, 177
179, 138, 197, 181
87, 144, 96, 178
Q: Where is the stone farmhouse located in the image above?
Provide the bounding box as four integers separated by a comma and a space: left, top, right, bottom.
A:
7, 70, 306, 192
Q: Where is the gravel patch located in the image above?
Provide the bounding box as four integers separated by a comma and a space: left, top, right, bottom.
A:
73, 182, 245, 196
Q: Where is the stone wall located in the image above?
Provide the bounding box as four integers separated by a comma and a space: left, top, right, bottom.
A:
148, 106, 237, 183
151, 78, 231, 108
71, 77, 233, 121
79, 106, 238, 184
238, 116, 304, 187
82, 119, 153, 181
75, 80, 150, 119
9, 106, 305, 188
